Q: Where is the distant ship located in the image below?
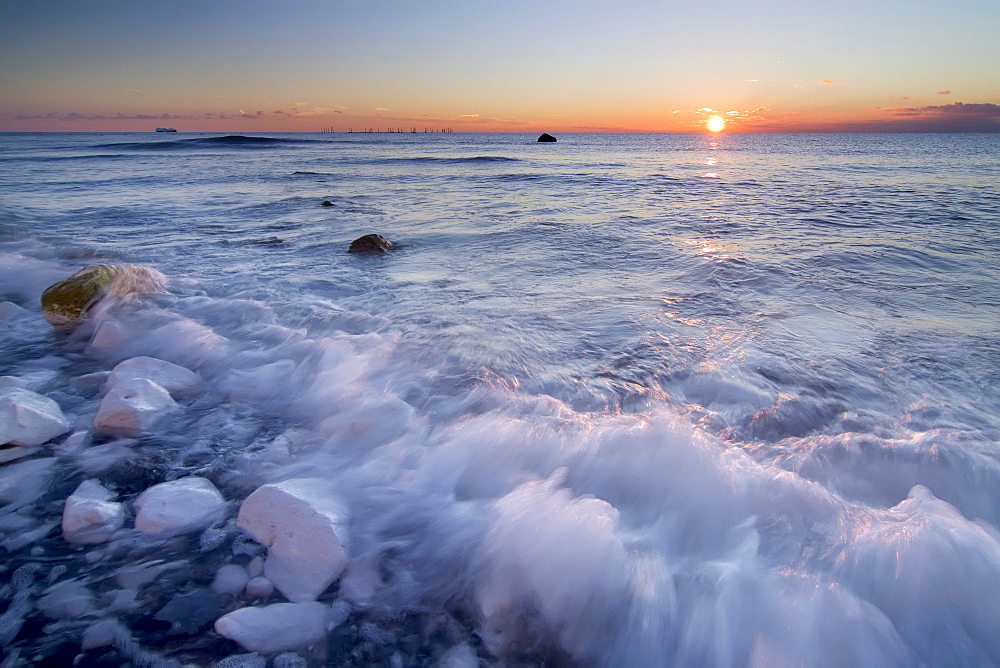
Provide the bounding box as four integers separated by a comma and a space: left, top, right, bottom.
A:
155, 127, 177, 133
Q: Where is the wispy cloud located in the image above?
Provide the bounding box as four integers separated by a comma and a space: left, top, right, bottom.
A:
567, 124, 636, 132
819, 79, 846, 85
671, 106, 773, 131
746, 79, 805, 85
742, 101, 1000, 132
288, 106, 345, 117
13, 112, 202, 121
938, 90, 951, 95
9, 108, 320, 122
888, 102, 1000, 117
693, 106, 770, 122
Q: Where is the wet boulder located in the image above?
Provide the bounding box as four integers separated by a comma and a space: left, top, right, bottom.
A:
62, 479, 125, 545
348, 234, 392, 254
40, 264, 166, 329
237, 478, 349, 602
134, 476, 226, 537
214, 601, 329, 654
93, 377, 177, 437
0, 387, 71, 447
106, 356, 202, 397
211, 564, 250, 596
537, 133, 557, 142
245, 576, 275, 600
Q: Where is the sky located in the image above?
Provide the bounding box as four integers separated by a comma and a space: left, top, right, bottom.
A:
1, 0, 998, 133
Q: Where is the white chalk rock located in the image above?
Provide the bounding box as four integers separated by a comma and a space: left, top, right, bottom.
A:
69, 371, 111, 392
107, 356, 202, 396
54, 430, 92, 459
0, 370, 59, 392
237, 478, 349, 603
214, 602, 329, 654
245, 576, 274, 600
134, 476, 226, 537
62, 479, 125, 545
0, 387, 71, 447
86, 319, 129, 353
0, 445, 39, 464
247, 556, 265, 578
211, 564, 250, 595
93, 378, 177, 437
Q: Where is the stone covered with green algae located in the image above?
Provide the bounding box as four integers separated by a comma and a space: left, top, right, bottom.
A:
40, 264, 166, 328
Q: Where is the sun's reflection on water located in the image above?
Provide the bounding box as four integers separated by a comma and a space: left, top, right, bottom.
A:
687, 238, 731, 260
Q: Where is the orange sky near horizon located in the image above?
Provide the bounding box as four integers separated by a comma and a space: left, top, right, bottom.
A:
1, 1, 998, 134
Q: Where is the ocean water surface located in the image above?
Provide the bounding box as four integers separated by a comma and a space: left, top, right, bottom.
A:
0, 131, 998, 666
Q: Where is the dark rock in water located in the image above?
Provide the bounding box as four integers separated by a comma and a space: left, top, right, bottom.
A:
155, 588, 227, 635
40, 264, 166, 329
321, 200, 333, 207
537, 133, 557, 142
348, 234, 393, 254
249, 236, 286, 246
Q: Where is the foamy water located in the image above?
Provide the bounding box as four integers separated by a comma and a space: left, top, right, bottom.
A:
0, 131, 999, 665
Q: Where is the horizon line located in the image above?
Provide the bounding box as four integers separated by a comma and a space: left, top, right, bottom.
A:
2, 129, 1000, 135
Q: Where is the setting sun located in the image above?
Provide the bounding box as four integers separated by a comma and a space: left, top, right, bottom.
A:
706, 116, 726, 132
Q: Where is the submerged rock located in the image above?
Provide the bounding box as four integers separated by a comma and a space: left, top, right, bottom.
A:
0, 301, 26, 320
321, 200, 333, 207
134, 476, 226, 537
0, 444, 39, 464
107, 356, 202, 396
211, 564, 250, 595
62, 479, 125, 545
40, 264, 166, 328
214, 602, 328, 654
237, 478, 349, 602
0, 457, 57, 506
93, 377, 177, 437
348, 234, 392, 254
0, 387, 71, 447
245, 576, 275, 600
37, 579, 98, 620
155, 588, 227, 634
537, 133, 557, 142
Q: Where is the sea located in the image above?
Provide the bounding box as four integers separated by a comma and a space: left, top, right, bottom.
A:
0, 131, 998, 666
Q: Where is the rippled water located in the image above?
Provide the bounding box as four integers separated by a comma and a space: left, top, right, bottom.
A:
0, 131, 999, 666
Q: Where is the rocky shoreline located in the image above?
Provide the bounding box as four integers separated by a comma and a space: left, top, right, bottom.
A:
0, 266, 487, 667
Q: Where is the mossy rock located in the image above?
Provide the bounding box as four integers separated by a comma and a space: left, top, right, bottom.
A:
40, 264, 166, 328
